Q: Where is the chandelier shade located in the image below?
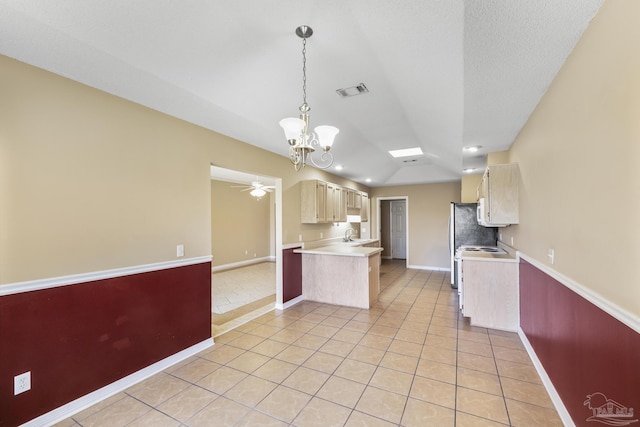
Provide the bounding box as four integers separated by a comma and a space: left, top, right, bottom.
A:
279, 118, 306, 143
314, 125, 339, 149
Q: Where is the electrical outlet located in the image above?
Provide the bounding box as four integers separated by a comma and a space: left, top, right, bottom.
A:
298, 234, 303, 242
510, 236, 514, 246
548, 249, 555, 265
320, 232, 323, 239
14, 372, 31, 395
176, 244, 184, 257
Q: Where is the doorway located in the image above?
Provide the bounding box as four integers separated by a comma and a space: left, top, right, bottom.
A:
376, 196, 409, 264
390, 200, 407, 259
209, 165, 282, 335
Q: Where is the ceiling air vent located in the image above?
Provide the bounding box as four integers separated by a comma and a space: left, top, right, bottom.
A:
336, 83, 369, 98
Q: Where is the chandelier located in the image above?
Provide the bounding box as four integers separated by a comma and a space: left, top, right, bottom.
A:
279, 26, 339, 171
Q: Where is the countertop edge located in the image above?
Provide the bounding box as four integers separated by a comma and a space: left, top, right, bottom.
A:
294, 246, 383, 257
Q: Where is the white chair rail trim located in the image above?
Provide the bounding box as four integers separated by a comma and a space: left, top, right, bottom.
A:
0, 255, 213, 297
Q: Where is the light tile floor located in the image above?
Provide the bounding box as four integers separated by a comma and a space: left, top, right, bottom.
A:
212, 262, 276, 313
56, 260, 562, 426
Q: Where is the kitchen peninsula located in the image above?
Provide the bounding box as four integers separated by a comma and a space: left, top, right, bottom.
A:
295, 239, 383, 309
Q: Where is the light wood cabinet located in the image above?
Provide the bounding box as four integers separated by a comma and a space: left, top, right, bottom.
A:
360, 192, 369, 222
300, 251, 381, 309
460, 259, 518, 331
338, 187, 348, 222
477, 163, 519, 226
347, 189, 362, 210
327, 183, 347, 222
301, 180, 328, 223
301, 180, 347, 223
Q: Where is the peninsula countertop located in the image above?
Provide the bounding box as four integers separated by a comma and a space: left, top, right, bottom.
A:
295, 245, 383, 257
294, 238, 383, 257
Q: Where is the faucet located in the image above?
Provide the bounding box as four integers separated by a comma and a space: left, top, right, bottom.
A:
343, 228, 356, 242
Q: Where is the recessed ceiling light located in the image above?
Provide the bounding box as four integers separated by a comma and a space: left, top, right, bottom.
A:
335, 165, 343, 171
365, 178, 372, 183
463, 168, 475, 173
389, 147, 424, 158
464, 145, 482, 153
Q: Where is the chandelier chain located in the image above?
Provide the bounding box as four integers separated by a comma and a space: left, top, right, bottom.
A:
301, 37, 307, 107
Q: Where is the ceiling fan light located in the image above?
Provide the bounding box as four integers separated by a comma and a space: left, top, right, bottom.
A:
279, 117, 305, 143
250, 188, 267, 198
314, 125, 339, 149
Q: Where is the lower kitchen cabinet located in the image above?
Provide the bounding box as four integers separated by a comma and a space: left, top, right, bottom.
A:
461, 258, 518, 331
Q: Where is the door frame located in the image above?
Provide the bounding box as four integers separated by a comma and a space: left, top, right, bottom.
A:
209, 165, 283, 309
375, 196, 409, 267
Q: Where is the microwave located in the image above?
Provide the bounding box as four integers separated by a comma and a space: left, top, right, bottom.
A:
477, 198, 485, 224
477, 197, 509, 227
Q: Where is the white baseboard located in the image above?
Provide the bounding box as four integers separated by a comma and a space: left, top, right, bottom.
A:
276, 295, 304, 311
25, 338, 214, 427
517, 328, 575, 427
211, 256, 273, 272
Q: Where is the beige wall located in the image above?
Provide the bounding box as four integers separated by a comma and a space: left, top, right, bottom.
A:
501, 0, 640, 316
0, 55, 366, 284
461, 174, 482, 202
487, 151, 509, 166
370, 182, 461, 269
210, 180, 271, 266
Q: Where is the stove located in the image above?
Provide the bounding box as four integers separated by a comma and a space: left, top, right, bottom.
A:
457, 245, 506, 254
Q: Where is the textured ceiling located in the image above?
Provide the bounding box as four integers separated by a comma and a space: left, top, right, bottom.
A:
0, 0, 603, 186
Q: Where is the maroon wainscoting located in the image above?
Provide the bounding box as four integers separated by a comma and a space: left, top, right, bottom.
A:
0, 261, 211, 427
282, 247, 302, 303
519, 259, 639, 426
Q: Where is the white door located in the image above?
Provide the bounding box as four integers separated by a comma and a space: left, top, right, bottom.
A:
391, 201, 406, 259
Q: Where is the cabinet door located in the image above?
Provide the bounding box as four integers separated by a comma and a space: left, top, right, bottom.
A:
338, 187, 348, 222
316, 181, 328, 222
461, 259, 519, 331
326, 184, 340, 222
354, 192, 362, 209
301, 180, 327, 223
360, 192, 369, 222
347, 189, 356, 209
487, 164, 519, 225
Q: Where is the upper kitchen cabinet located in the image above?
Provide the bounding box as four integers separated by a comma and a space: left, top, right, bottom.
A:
327, 183, 348, 223
301, 180, 328, 223
477, 163, 519, 227
301, 180, 347, 224
347, 189, 362, 210
360, 192, 369, 222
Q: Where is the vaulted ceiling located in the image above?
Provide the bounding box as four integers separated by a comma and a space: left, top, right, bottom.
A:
0, 0, 603, 186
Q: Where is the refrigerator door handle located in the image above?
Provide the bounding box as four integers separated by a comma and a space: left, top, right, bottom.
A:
447, 214, 451, 255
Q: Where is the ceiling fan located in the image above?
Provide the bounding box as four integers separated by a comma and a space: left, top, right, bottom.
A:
231, 181, 275, 199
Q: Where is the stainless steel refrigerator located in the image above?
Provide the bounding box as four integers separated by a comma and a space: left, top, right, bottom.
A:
449, 202, 498, 288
